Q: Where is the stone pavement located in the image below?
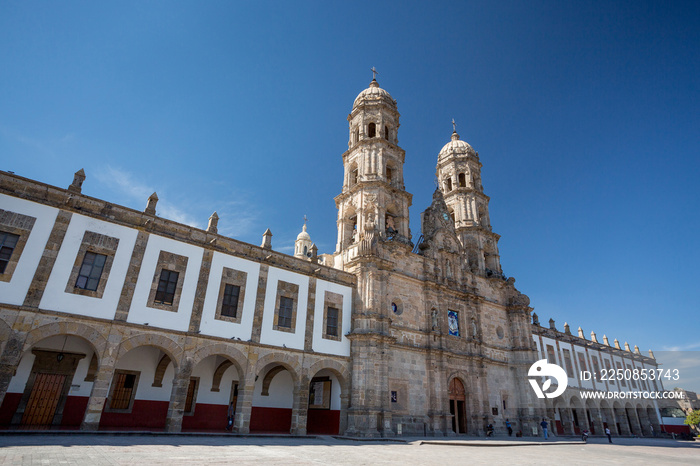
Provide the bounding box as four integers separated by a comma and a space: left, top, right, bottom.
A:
0, 433, 697, 465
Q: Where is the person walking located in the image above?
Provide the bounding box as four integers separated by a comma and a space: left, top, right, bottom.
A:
225, 401, 235, 431
605, 426, 612, 443
540, 418, 549, 440
506, 419, 513, 436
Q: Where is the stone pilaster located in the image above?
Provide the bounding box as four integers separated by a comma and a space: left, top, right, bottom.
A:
304, 277, 316, 351
290, 375, 310, 435
23, 210, 72, 308
114, 230, 149, 322
81, 328, 121, 431
164, 355, 194, 433
233, 351, 258, 434
188, 249, 213, 333
250, 265, 269, 343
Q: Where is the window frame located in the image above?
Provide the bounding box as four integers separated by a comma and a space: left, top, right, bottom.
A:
147, 250, 189, 312
65, 230, 120, 298
0, 209, 36, 283
272, 280, 299, 333
106, 370, 140, 413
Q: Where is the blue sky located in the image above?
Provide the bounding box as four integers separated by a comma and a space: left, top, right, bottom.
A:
1, 1, 698, 389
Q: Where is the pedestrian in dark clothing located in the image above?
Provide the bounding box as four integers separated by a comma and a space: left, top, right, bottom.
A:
506, 419, 513, 436
605, 427, 612, 443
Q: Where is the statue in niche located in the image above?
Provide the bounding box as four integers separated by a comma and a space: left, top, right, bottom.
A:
386, 215, 397, 236
431, 309, 438, 331
471, 318, 478, 338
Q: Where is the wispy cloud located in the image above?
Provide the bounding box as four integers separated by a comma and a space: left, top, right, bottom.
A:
95, 166, 203, 229
94, 166, 260, 238
660, 341, 700, 352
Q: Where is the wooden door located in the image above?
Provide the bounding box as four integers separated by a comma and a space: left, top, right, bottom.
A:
21, 373, 66, 426
448, 378, 467, 433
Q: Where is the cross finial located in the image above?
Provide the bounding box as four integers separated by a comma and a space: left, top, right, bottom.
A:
303, 215, 308, 225
452, 118, 456, 133
371, 66, 378, 80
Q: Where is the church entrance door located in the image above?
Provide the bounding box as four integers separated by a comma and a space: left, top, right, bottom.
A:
448, 378, 467, 434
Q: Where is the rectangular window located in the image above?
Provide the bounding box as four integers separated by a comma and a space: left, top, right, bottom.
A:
616, 362, 627, 387
155, 269, 179, 305
326, 307, 339, 337
592, 356, 601, 381
109, 371, 138, 411
75, 251, 107, 291
278, 296, 293, 328
577, 352, 588, 373
546, 345, 557, 365
221, 284, 241, 318
563, 349, 574, 378
604, 359, 615, 385
0, 232, 20, 274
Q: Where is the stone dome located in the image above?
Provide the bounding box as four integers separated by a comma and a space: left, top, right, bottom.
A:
296, 223, 311, 241
353, 79, 396, 108
438, 131, 477, 161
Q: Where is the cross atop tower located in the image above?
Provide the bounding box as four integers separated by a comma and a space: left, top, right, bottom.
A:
452, 118, 456, 133
303, 214, 308, 226
371, 66, 378, 80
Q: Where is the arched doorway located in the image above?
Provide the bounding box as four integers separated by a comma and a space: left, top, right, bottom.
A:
448, 378, 467, 434
3, 334, 97, 429
306, 368, 344, 435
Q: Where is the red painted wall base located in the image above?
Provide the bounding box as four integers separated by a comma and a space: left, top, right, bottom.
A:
307, 410, 340, 435
249, 406, 292, 433
99, 399, 169, 429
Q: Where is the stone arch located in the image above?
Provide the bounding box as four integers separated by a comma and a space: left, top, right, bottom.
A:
21, 321, 107, 361
152, 354, 172, 387
306, 359, 350, 392
255, 352, 301, 385
447, 375, 468, 434
192, 343, 247, 380
115, 333, 183, 369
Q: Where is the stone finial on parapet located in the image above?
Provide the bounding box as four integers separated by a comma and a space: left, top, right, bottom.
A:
578, 326, 585, 339
207, 212, 219, 234
549, 318, 556, 330
634, 345, 641, 355
564, 322, 571, 335
614, 338, 621, 349
261, 229, 273, 249
649, 349, 655, 359
310, 243, 318, 261
591, 331, 598, 343
532, 312, 540, 326
145, 192, 158, 215
68, 168, 86, 193
603, 334, 610, 346
624, 342, 631, 352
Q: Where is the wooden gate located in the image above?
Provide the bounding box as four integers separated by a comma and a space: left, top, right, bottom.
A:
21, 373, 66, 426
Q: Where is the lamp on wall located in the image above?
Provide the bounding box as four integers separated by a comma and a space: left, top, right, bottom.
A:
57, 335, 68, 362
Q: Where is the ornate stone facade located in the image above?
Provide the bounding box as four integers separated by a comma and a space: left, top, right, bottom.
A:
0, 78, 671, 437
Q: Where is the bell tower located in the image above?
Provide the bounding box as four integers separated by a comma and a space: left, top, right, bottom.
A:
334, 72, 412, 256
436, 122, 502, 275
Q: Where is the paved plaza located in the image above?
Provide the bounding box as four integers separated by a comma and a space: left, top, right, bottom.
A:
0, 434, 698, 465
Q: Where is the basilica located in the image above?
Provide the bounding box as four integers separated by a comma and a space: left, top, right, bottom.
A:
0, 77, 669, 437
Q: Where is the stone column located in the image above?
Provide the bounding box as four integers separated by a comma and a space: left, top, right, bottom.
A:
0, 330, 26, 410
234, 352, 258, 434
615, 407, 631, 435
164, 357, 194, 433
339, 392, 350, 435
628, 408, 642, 436
81, 363, 115, 430
290, 375, 310, 435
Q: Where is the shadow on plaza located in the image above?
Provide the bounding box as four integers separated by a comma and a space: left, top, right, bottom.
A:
0, 432, 697, 450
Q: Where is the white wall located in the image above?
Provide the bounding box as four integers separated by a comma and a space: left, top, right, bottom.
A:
312, 279, 352, 357
252, 370, 294, 409
7, 335, 95, 397
0, 194, 59, 305
40, 213, 138, 320
190, 355, 240, 405
198, 252, 260, 340
127, 234, 203, 332
259, 267, 309, 350
116, 346, 174, 402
